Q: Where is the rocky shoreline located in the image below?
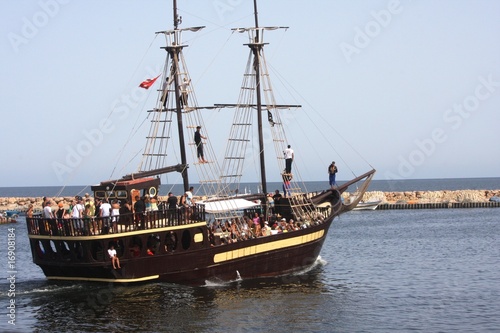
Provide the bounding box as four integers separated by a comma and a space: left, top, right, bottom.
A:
1, 189, 499, 213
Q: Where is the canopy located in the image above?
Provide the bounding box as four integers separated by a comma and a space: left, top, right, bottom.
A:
199, 198, 259, 213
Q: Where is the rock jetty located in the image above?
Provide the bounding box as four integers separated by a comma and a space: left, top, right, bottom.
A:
1, 190, 499, 213
352, 189, 500, 204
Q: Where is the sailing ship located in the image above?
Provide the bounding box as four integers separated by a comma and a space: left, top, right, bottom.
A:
26, 0, 375, 285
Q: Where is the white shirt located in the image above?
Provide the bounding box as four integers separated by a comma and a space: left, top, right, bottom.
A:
72, 203, 84, 218
284, 148, 294, 159
43, 206, 53, 218
186, 191, 193, 206
100, 203, 112, 217
108, 248, 117, 258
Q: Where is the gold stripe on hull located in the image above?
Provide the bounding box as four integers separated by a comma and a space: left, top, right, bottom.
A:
46, 275, 160, 283
213, 230, 324, 263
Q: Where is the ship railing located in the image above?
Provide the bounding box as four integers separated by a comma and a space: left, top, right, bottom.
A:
26, 205, 206, 237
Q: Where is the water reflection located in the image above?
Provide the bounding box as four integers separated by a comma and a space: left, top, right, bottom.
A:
20, 263, 354, 332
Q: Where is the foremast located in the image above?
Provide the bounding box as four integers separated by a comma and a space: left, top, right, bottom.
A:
137, 1, 205, 190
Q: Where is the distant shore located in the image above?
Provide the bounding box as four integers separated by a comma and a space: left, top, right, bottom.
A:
1, 189, 499, 213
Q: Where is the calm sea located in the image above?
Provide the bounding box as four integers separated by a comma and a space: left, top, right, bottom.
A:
1, 178, 499, 332
1, 177, 500, 198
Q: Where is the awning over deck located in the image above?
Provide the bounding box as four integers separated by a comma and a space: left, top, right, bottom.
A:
199, 198, 259, 213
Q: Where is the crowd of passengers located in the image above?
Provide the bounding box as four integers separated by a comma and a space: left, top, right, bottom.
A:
29, 188, 325, 238
29, 189, 201, 235
208, 211, 326, 245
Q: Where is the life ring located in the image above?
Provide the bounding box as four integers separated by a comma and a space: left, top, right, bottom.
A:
149, 187, 157, 197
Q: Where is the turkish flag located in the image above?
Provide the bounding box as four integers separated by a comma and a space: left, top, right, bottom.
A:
139, 75, 161, 89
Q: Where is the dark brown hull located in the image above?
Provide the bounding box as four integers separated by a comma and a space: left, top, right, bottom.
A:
30, 219, 332, 285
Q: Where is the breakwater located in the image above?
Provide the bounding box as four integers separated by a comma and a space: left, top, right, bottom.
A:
377, 201, 500, 210
1, 189, 499, 212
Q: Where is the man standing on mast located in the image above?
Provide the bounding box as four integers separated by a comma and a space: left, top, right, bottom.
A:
284, 145, 294, 174
194, 126, 207, 163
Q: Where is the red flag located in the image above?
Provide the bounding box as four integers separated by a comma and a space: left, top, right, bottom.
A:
139, 74, 160, 89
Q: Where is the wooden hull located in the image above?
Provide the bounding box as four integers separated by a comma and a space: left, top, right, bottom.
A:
29, 219, 332, 285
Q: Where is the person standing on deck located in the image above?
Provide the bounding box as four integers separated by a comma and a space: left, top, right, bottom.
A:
328, 161, 338, 189
133, 196, 146, 230
272, 190, 283, 216
194, 126, 207, 163
167, 192, 178, 225
284, 145, 294, 174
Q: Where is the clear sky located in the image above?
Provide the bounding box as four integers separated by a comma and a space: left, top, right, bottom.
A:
1, 0, 499, 187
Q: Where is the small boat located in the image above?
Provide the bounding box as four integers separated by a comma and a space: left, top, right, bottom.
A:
0, 211, 18, 224
25, 0, 375, 285
353, 200, 381, 211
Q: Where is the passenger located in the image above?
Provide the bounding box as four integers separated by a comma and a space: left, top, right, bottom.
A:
165, 231, 177, 252
272, 190, 282, 215
56, 202, 65, 219
94, 198, 102, 231
279, 218, 288, 232
252, 212, 260, 225
107, 245, 121, 269
120, 201, 133, 231
72, 197, 85, 235
146, 248, 154, 256
179, 193, 188, 224
100, 198, 112, 234
167, 192, 178, 225
186, 187, 194, 207
85, 198, 96, 235
230, 220, 240, 240
26, 204, 34, 218
150, 196, 159, 211
43, 200, 54, 218
186, 187, 196, 220
262, 221, 271, 236
144, 195, 152, 212
111, 200, 120, 233
133, 196, 146, 230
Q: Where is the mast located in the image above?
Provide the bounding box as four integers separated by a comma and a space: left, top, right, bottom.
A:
170, 0, 189, 190
252, 0, 268, 196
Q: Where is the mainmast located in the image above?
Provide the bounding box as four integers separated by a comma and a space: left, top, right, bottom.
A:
251, 0, 268, 196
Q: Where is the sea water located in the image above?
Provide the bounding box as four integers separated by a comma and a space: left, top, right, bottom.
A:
1, 177, 499, 198
0, 179, 499, 332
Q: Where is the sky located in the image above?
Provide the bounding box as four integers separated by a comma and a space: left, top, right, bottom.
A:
1, 0, 499, 187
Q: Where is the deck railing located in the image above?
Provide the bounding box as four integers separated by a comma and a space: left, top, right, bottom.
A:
26, 206, 206, 237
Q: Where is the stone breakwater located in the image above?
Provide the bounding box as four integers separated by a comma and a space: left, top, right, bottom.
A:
1, 190, 499, 212
354, 189, 500, 204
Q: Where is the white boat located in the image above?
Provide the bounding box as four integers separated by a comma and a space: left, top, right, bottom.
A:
353, 200, 381, 211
